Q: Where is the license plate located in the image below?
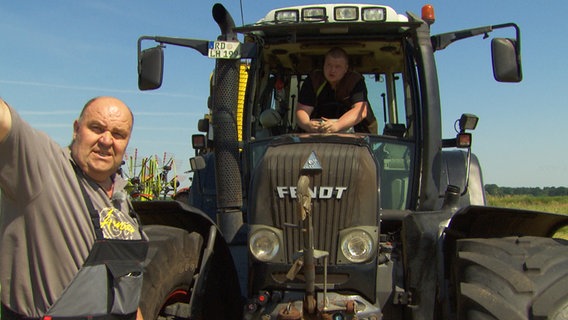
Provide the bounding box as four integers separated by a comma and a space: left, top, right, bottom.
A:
208, 41, 241, 59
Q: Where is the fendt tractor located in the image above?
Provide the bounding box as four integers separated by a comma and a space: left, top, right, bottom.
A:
132, 3, 568, 320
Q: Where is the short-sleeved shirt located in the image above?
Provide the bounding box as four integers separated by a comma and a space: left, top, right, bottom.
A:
0, 107, 141, 317
298, 70, 367, 120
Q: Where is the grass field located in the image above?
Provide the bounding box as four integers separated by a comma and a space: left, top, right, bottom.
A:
486, 195, 568, 214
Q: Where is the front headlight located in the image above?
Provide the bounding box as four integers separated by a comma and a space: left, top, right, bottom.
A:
249, 227, 281, 262
338, 227, 377, 263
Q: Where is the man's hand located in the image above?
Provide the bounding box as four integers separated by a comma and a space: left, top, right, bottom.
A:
296, 104, 325, 133
307, 119, 325, 133
320, 101, 368, 133
319, 118, 338, 133
0, 98, 13, 143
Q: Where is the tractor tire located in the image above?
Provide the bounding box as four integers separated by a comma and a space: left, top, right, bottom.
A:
454, 236, 568, 320
139, 225, 203, 320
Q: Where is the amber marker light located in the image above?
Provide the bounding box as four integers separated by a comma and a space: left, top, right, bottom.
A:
456, 133, 472, 148
421, 4, 435, 25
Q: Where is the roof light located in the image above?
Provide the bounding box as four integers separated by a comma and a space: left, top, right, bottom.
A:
334, 6, 358, 21
361, 7, 386, 22
275, 9, 299, 23
302, 7, 326, 22
421, 4, 435, 25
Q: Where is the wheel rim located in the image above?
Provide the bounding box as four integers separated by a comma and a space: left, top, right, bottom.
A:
158, 289, 191, 317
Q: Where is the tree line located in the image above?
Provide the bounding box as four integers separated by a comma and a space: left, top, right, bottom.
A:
485, 184, 568, 197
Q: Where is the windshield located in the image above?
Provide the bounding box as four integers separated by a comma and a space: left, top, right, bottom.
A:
244, 38, 418, 210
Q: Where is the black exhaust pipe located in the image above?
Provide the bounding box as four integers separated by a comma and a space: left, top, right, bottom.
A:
213, 3, 238, 41
210, 3, 243, 242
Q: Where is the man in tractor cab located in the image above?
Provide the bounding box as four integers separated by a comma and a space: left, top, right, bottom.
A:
296, 47, 377, 134
0, 97, 147, 320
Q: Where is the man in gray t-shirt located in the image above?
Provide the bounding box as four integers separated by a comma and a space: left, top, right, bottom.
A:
0, 97, 145, 319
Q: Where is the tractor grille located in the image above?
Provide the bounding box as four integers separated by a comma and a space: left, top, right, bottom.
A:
250, 140, 378, 266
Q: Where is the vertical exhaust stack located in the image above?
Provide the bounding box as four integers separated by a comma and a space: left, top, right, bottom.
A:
211, 3, 243, 243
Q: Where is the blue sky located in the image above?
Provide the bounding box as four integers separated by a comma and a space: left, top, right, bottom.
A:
1, 1, 567, 188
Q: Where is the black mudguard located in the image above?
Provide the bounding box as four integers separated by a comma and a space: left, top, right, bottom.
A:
401, 210, 452, 320
447, 205, 568, 239
134, 201, 243, 319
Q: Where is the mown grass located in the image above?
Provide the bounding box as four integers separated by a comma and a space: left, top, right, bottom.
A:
486, 195, 568, 239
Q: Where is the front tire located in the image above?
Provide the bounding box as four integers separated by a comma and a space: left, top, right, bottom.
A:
454, 236, 568, 320
139, 225, 203, 319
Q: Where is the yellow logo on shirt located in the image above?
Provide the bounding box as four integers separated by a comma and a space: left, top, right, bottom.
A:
99, 207, 140, 240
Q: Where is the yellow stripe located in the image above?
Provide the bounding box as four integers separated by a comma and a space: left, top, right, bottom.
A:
237, 63, 249, 142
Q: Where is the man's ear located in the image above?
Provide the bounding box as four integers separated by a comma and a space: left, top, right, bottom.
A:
72, 120, 79, 140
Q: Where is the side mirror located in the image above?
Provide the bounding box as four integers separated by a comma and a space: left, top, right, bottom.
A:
491, 38, 522, 83
138, 46, 164, 90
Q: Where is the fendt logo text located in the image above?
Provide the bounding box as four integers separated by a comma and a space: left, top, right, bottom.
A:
276, 186, 347, 199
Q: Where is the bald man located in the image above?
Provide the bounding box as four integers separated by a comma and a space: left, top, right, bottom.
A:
0, 97, 147, 319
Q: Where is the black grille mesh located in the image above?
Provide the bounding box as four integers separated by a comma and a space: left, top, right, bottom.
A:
212, 60, 242, 208
251, 141, 378, 265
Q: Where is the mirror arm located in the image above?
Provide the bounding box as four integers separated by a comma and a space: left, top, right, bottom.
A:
432, 22, 520, 53
138, 35, 210, 56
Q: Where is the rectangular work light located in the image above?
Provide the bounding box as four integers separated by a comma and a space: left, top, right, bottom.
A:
275, 9, 299, 23
302, 7, 326, 22
334, 6, 358, 21
362, 7, 386, 22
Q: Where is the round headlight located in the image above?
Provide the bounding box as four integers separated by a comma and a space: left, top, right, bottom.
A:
249, 229, 280, 262
341, 230, 374, 263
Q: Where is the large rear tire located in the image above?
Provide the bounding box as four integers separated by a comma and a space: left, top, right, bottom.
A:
454, 236, 568, 320
139, 225, 203, 319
